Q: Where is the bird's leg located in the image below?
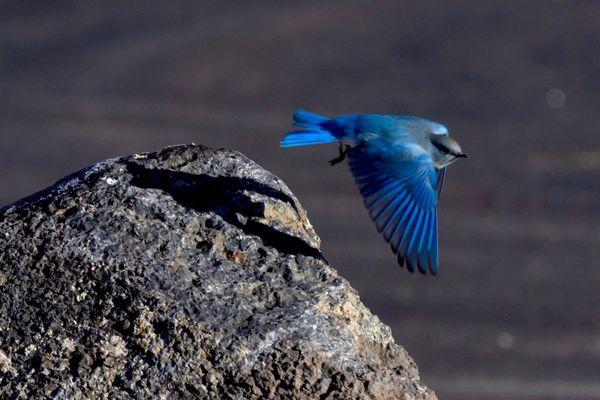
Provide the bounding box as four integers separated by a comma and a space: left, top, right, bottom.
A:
329, 142, 352, 166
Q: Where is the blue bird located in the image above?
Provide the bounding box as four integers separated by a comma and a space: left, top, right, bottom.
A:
280, 110, 466, 275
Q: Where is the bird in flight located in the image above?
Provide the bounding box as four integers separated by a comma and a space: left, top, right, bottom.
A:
280, 110, 466, 275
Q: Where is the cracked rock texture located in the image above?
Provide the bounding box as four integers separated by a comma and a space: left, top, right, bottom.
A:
0, 145, 436, 399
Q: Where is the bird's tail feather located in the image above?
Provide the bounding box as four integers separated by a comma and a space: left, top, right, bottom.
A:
280, 110, 337, 147
280, 131, 337, 147
292, 110, 328, 129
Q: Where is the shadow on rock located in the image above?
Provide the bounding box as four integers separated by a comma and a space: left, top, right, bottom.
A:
126, 160, 323, 260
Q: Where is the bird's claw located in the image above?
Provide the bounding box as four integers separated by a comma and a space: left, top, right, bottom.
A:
329, 143, 352, 166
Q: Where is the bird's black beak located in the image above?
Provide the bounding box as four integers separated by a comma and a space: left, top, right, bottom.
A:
455, 153, 468, 159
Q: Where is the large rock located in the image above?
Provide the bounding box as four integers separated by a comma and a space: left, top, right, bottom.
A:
0, 145, 436, 399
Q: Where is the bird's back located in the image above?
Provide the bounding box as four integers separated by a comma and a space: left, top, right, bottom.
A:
331, 114, 441, 160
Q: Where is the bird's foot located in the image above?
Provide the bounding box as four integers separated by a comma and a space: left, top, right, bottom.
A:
329, 143, 352, 166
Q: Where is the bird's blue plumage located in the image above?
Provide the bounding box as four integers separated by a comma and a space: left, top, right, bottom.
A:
280, 110, 338, 147
348, 150, 440, 274
280, 110, 463, 275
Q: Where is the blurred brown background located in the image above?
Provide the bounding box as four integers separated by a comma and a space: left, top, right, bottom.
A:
2, 1, 600, 399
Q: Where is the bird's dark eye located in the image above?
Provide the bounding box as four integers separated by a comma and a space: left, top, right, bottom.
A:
432, 141, 449, 154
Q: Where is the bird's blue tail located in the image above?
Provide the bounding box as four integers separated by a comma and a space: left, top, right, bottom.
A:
280, 110, 338, 147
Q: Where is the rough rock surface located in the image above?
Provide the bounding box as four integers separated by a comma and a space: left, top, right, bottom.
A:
0, 145, 436, 399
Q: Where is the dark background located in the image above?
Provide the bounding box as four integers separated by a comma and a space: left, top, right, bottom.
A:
2, 1, 600, 399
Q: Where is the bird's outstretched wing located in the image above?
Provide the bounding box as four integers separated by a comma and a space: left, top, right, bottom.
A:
348, 147, 442, 275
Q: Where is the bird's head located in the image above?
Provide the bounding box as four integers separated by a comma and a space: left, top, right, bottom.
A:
429, 134, 467, 168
